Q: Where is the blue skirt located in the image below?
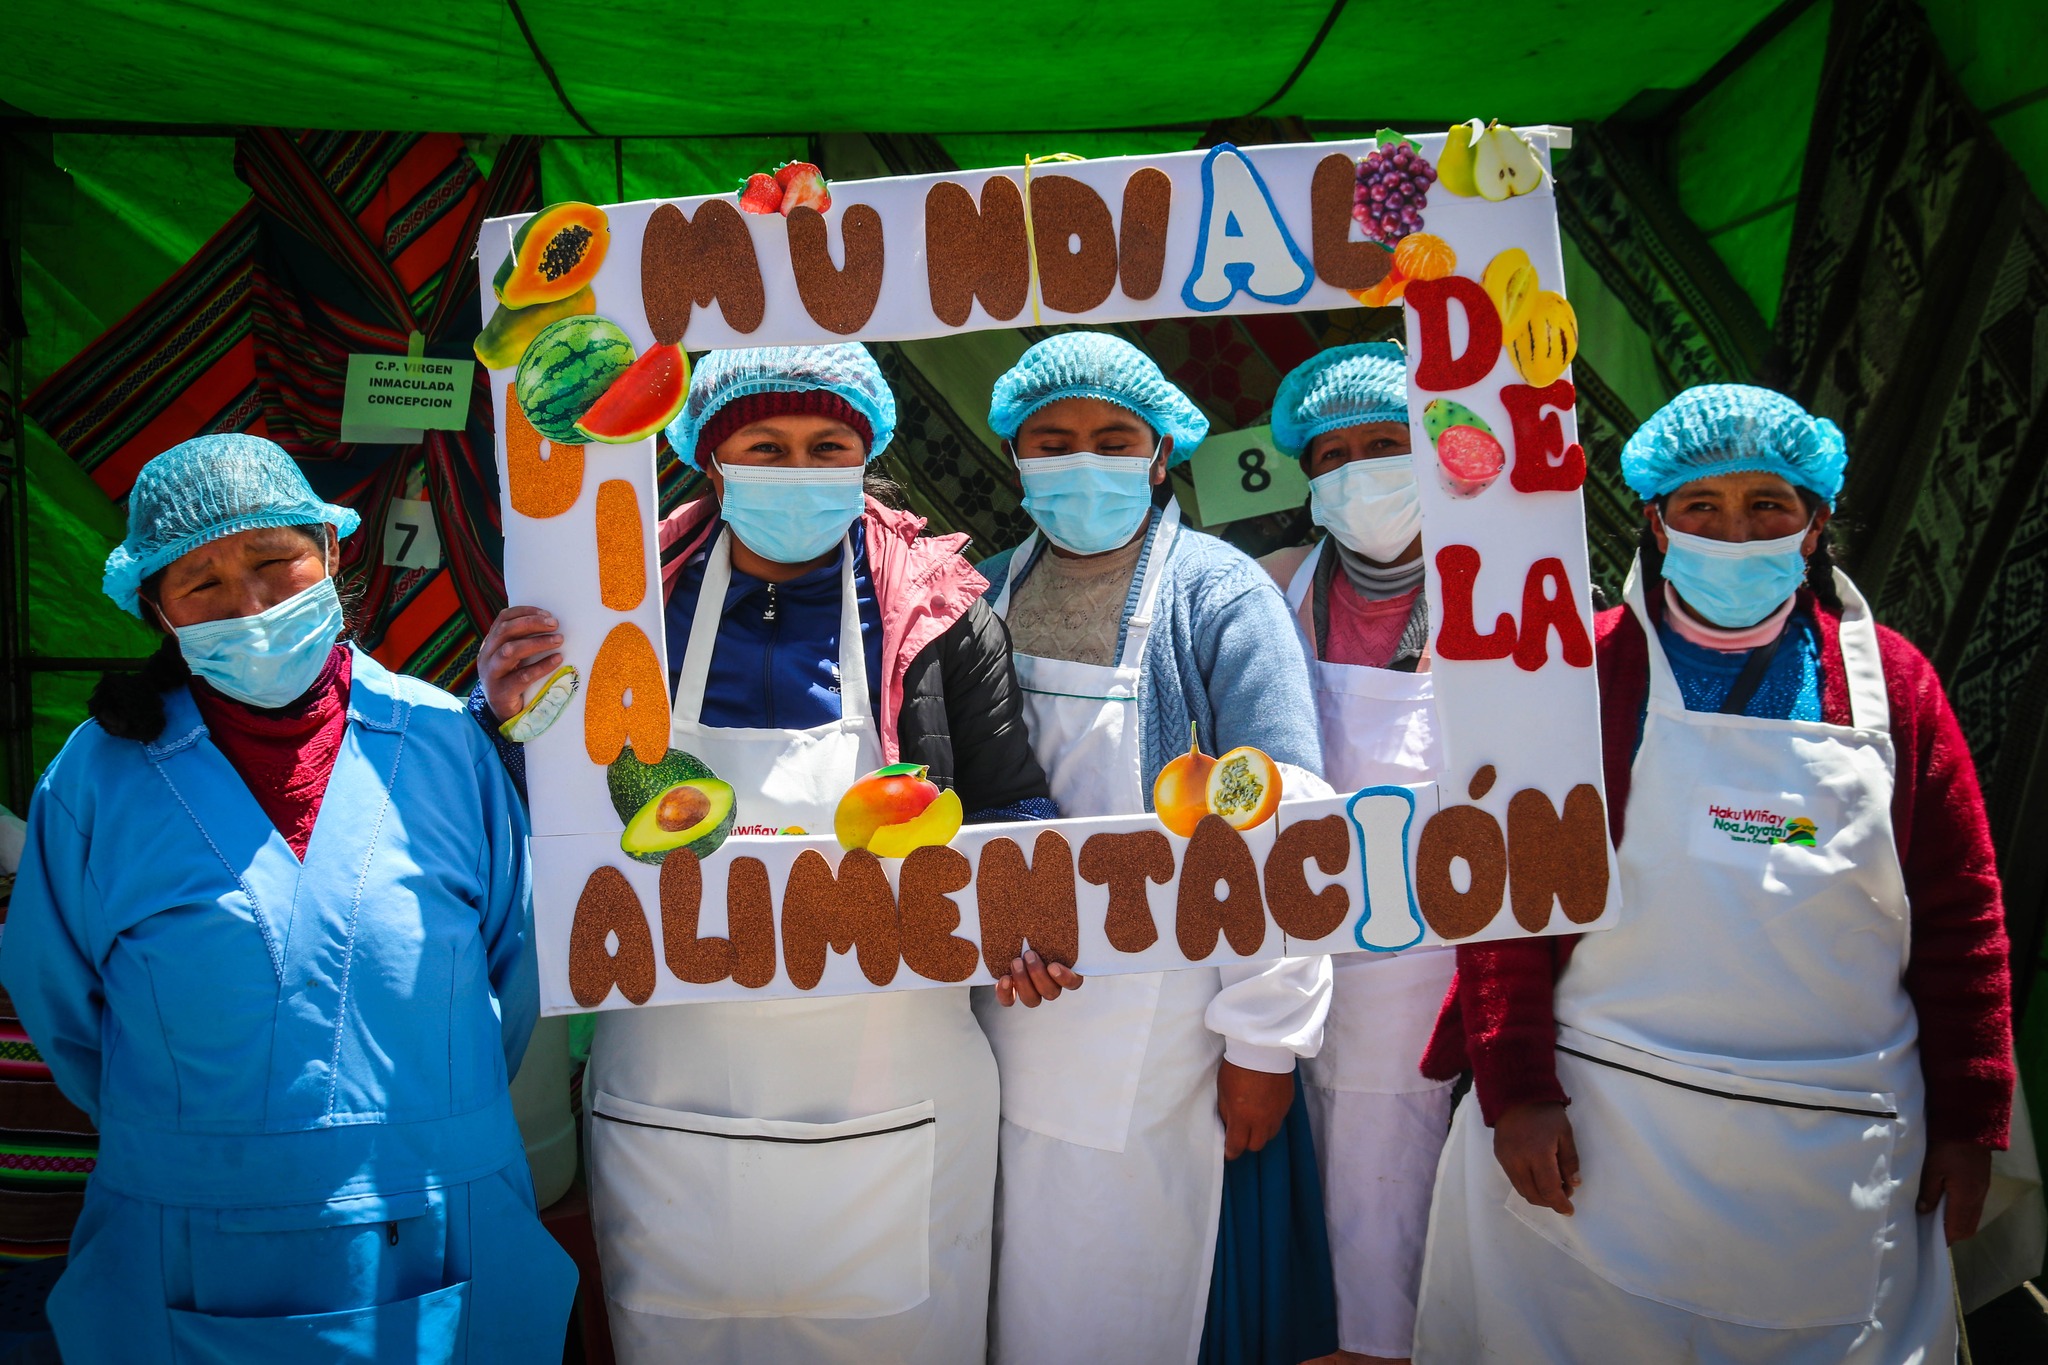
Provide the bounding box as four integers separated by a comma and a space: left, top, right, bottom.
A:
1200, 1071, 1340, 1364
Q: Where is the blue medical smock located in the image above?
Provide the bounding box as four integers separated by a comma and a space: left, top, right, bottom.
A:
1, 648, 574, 1362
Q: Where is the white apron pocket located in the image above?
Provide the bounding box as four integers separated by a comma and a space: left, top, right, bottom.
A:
589, 1091, 934, 1321
1507, 1035, 1904, 1330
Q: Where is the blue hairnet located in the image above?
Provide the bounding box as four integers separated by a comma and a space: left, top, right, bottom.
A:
1621, 384, 1848, 506
103, 434, 362, 617
1270, 343, 1409, 457
666, 343, 897, 470
987, 333, 1209, 466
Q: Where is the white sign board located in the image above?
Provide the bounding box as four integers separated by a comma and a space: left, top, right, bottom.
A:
477, 130, 1619, 1016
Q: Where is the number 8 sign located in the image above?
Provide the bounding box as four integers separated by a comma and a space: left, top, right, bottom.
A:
1190, 424, 1309, 526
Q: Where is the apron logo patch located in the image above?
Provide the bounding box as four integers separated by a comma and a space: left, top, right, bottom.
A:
1707, 803, 1818, 847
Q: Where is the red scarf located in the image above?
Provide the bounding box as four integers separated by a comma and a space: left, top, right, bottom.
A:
191, 645, 352, 859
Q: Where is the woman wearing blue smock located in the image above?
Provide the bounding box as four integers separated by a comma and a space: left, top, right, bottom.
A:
0, 436, 577, 1362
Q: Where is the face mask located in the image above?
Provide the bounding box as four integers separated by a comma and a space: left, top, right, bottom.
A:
1017, 450, 1157, 555
716, 462, 866, 564
172, 574, 344, 709
1658, 517, 1813, 629
1309, 456, 1422, 562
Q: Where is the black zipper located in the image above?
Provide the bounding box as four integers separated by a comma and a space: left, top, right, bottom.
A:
595, 1110, 936, 1145
761, 583, 778, 729
1556, 1045, 1898, 1119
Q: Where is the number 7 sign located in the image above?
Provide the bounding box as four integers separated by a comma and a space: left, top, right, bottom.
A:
383, 496, 445, 570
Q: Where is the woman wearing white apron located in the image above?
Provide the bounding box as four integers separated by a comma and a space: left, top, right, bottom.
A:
1414, 385, 2015, 1363
1258, 344, 1456, 1365
474, 345, 1053, 1364
974, 333, 1335, 1365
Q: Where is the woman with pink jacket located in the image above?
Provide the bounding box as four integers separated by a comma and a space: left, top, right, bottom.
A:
472, 344, 1052, 1364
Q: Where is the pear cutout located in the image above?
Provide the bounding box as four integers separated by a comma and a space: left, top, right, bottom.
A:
1472, 122, 1545, 201
1437, 119, 1486, 197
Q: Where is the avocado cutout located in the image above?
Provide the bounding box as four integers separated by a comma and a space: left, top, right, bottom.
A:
608, 748, 738, 864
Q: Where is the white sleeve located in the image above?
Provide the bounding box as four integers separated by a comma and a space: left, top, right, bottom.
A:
1202, 763, 1339, 1072
1208, 954, 1333, 1073
1278, 763, 1336, 801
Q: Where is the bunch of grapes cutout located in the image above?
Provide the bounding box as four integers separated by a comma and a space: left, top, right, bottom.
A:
1353, 138, 1437, 248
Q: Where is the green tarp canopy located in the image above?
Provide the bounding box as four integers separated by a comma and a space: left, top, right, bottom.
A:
5, 0, 2048, 1229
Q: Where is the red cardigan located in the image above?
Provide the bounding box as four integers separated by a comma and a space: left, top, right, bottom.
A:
1419, 591, 2016, 1149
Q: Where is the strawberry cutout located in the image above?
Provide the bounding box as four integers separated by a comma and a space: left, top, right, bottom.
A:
738, 173, 784, 215
774, 161, 832, 215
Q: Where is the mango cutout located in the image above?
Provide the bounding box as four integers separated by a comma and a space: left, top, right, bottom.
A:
835, 763, 963, 856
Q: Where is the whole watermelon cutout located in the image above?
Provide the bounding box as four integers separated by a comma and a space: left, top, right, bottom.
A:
576, 342, 691, 444
514, 316, 636, 444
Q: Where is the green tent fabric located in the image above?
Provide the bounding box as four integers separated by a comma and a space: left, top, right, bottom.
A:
4, 0, 1783, 135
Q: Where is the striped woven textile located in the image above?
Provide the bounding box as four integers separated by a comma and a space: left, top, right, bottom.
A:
0, 988, 92, 1263
27, 131, 540, 690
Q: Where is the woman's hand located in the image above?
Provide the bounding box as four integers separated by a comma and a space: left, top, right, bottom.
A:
479, 606, 563, 725
1217, 1060, 1293, 1160
1494, 1101, 1580, 1216
992, 949, 1083, 1007
1918, 1138, 1993, 1244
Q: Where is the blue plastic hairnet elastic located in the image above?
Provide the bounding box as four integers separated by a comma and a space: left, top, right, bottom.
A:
666, 343, 898, 470
987, 333, 1209, 466
1270, 342, 1409, 457
103, 434, 362, 617
1621, 384, 1848, 506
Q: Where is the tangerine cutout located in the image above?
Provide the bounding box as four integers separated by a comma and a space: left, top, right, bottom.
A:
594, 479, 647, 612
504, 383, 585, 520
585, 622, 670, 765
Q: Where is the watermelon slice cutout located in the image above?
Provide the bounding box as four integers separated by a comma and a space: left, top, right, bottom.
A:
576, 342, 691, 444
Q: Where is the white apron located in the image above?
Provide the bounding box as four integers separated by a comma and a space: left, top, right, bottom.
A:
977, 501, 1229, 1365
1287, 541, 1458, 1357
1414, 565, 1956, 1364
585, 531, 999, 1365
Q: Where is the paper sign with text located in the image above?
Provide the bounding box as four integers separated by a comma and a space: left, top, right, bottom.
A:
475, 130, 1620, 1016
1188, 426, 1308, 526
341, 354, 475, 438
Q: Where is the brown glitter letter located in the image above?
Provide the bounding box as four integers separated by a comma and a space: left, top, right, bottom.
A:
1415, 805, 1507, 940
1263, 814, 1352, 941
925, 178, 1030, 328
1506, 785, 1610, 931
1118, 169, 1172, 301
786, 204, 886, 335
1312, 153, 1390, 290
1029, 175, 1118, 315
1078, 831, 1172, 954
897, 846, 980, 983
568, 865, 657, 1007
781, 848, 901, 990
641, 200, 767, 343
975, 832, 1080, 975
1176, 815, 1268, 960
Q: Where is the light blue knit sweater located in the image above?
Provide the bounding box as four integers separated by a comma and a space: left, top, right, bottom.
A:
979, 504, 1325, 802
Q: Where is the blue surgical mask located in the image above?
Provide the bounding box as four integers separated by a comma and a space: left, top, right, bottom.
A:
1017, 450, 1157, 555
1659, 518, 1813, 628
1310, 456, 1422, 562
716, 462, 866, 564
172, 575, 345, 708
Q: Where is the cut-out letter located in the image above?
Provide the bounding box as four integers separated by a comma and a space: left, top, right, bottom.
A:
641, 200, 767, 343
898, 846, 980, 983
1264, 814, 1352, 941
594, 479, 646, 612
1408, 276, 1502, 392
504, 384, 584, 519
1030, 175, 1118, 315
1415, 805, 1506, 940
1176, 815, 1268, 960
782, 849, 900, 990
1506, 785, 1610, 931
976, 832, 1080, 975
1311, 153, 1389, 291
585, 622, 670, 765
1181, 145, 1313, 312
568, 866, 656, 1007
786, 204, 886, 335
1434, 545, 1517, 661
1119, 169, 1172, 300
1513, 558, 1593, 672
925, 178, 1030, 327
1501, 380, 1585, 493
1079, 831, 1173, 953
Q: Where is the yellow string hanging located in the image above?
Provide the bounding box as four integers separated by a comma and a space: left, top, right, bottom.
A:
1020, 152, 1086, 327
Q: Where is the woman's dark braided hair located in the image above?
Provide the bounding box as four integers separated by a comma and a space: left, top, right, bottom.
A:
88, 525, 355, 743
1634, 487, 1843, 614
